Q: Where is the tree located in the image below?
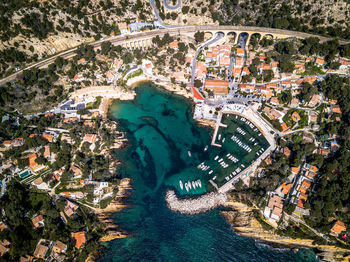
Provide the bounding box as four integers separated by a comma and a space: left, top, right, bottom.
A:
194, 79, 202, 88
194, 31, 204, 43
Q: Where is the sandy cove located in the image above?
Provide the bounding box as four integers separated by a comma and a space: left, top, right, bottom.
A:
222, 199, 350, 262
96, 178, 132, 242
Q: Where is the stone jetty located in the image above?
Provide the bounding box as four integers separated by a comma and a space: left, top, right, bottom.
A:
165, 190, 227, 214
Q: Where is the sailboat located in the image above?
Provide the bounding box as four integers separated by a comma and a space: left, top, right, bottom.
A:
179, 180, 183, 190
188, 151, 192, 157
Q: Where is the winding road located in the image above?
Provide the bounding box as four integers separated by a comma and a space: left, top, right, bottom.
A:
191, 32, 225, 85
163, 0, 181, 10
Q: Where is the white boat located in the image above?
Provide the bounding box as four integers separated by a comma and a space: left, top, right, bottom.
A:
179, 180, 183, 190
188, 151, 191, 157
197, 180, 202, 187
209, 170, 213, 174
188, 182, 192, 190
192, 181, 196, 189
212, 176, 216, 180
204, 145, 208, 151
222, 138, 225, 142
214, 156, 219, 160
185, 183, 189, 192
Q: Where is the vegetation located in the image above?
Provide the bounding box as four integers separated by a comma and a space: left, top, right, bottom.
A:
0, 181, 103, 261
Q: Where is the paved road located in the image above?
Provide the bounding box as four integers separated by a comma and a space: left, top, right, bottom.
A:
1, 24, 348, 86
191, 32, 224, 85
163, 0, 181, 10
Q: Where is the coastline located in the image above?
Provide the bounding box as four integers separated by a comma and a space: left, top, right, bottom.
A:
221, 198, 350, 262
96, 178, 132, 242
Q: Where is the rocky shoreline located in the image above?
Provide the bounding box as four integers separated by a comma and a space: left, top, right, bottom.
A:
165, 190, 227, 214
222, 199, 350, 262
97, 178, 132, 242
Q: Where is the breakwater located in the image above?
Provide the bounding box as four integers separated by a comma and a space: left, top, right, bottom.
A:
165, 190, 227, 214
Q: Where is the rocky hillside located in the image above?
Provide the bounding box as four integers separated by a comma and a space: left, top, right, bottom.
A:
0, 0, 154, 78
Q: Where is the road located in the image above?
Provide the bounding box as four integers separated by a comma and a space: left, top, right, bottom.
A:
1, 23, 348, 87
191, 32, 224, 85
163, 0, 181, 10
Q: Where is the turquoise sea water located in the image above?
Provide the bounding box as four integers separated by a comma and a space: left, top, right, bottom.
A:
98, 82, 317, 262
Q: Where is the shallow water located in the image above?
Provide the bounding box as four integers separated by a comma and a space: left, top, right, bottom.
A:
98, 82, 317, 262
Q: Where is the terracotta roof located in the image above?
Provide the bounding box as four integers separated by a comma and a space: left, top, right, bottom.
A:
291, 167, 300, 174
291, 111, 301, 122
204, 80, 229, 95
190, 84, 204, 100
236, 48, 244, 55
283, 147, 291, 158
169, 41, 178, 49
83, 134, 97, 144
34, 242, 48, 259
315, 57, 324, 65
281, 183, 292, 195
332, 105, 342, 114
42, 134, 53, 142
331, 220, 346, 235
52, 240, 67, 254
32, 215, 44, 228
73, 231, 86, 249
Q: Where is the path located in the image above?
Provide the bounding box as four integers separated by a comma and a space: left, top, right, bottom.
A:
163, 0, 181, 10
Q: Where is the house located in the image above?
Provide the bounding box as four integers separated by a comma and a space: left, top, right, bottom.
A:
29, 153, 44, 173
331, 105, 342, 115
204, 79, 229, 98
195, 61, 207, 80
240, 84, 255, 93
52, 240, 67, 254
281, 122, 290, 133
219, 56, 230, 67
339, 59, 350, 70
291, 111, 301, 122
0, 240, 10, 257
77, 58, 87, 65
263, 107, 281, 120
32, 214, 44, 228
233, 67, 241, 78
291, 166, 300, 175
169, 41, 178, 49
236, 48, 244, 56
64, 200, 79, 218
281, 183, 292, 195
309, 112, 317, 123
315, 57, 324, 67
264, 194, 283, 222
235, 57, 244, 68
318, 147, 330, 156
33, 240, 49, 259
42, 134, 54, 142
308, 94, 320, 107
43, 145, 51, 159
172, 71, 186, 82
290, 98, 300, 107
83, 134, 97, 144
70, 165, 82, 178
72, 231, 86, 249
84, 120, 94, 128
118, 22, 129, 35
270, 97, 279, 106
60, 192, 84, 199
73, 74, 85, 82
242, 67, 250, 76
0, 222, 7, 232
330, 220, 346, 237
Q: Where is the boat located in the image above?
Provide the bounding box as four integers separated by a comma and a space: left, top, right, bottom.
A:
188, 182, 192, 190
204, 145, 208, 151
212, 176, 216, 180
179, 180, 183, 190
188, 151, 192, 157
192, 181, 196, 189
197, 180, 202, 187
209, 170, 213, 174
185, 183, 189, 192
214, 155, 219, 160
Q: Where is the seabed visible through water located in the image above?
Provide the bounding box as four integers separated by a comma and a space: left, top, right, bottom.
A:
98, 82, 317, 262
